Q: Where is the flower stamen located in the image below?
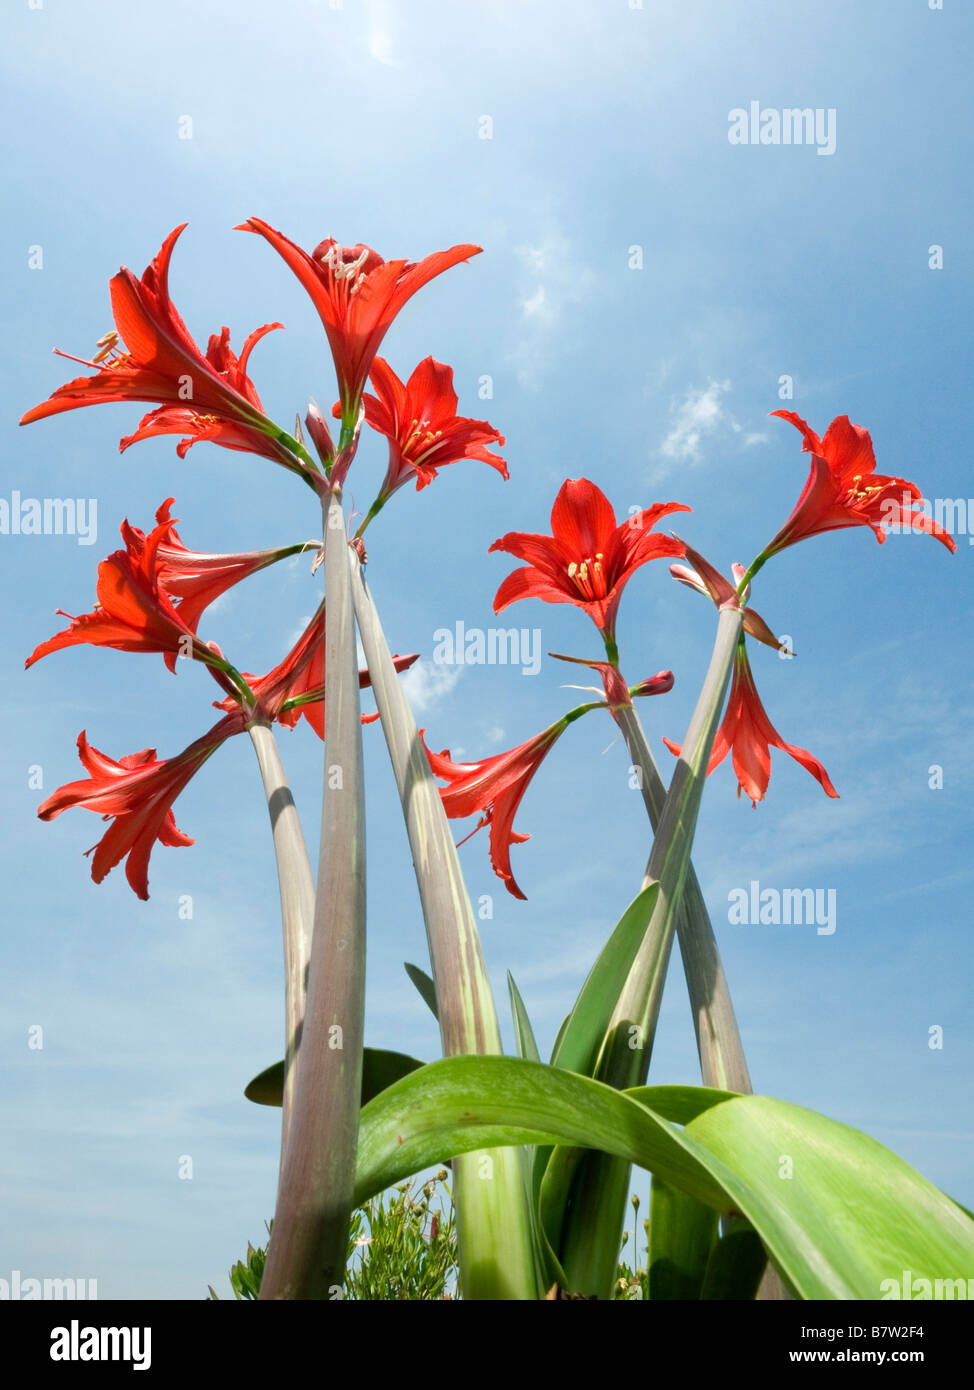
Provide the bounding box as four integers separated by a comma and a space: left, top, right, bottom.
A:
566, 552, 608, 600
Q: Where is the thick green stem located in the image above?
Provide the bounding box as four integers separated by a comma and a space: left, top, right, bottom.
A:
350, 556, 544, 1300
247, 721, 315, 1149
559, 608, 744, 1297
260, 488, 366, 1300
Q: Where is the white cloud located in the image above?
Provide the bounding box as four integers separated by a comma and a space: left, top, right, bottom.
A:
660, 379, 731, 462
508, 231, 598, 389
400, 660, 464, 713
651, 381, 770, 482
366, 1, 402, 67
521, 285, 548, 319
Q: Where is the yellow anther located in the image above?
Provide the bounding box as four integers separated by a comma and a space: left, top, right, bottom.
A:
92, 330, 120, 364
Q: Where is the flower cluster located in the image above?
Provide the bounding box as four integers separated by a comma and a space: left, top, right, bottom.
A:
21, 224, 955, 906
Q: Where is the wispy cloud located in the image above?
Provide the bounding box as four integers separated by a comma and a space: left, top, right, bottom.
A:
660, 379, 730, 463
508, 232, 597, 389
366, 1, 403, 67
652, 379, 770, 481
400, 660, 464, 713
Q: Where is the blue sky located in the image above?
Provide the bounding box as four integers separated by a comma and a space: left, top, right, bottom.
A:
2, 0, 971, 1298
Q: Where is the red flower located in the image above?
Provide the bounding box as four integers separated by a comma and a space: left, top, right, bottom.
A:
122, 498, 313, 638
19, 226, 299, 473
663, 641, 838, 806
236, 218, 480, 418
213, 603, 419, 736
549, 651, 674, 707
360, 356, 507, 500
669, 541, 785, 652
764, 411, 957, 557
26, 502, 231, 676
37, 715, 244, 900
490, 478, 689, 652
421, 722, 566, 900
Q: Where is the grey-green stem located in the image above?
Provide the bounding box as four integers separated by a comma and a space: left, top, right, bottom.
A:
260, 487, 367, 1300
350, 555, 544, 1300
246, 721, 315, 1149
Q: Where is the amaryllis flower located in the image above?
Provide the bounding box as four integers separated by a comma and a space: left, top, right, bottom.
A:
669, 541, 785, 652
19, 226, 301, 475
490, 478, 689, 655
122, 498, 314, 638
663, 640, 838, 806
761, 411, 956, 558
359, 356, 507, 503
421, 722, 567, 900
549, 651, 673, 708
37, 714, 245, 900
213, 603, 419, 737
26, 502, 236, 677
236, 218, 480, 419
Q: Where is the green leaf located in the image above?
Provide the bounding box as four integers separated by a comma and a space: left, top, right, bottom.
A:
531, 882, 662, 1220
683, 1094, 974, 1300
647, 1176, 718, 1300
354, 1057, 974, 1300
550, 882, 659, 1077
404, 962, 439, 1021
356, 1057, 730, 1214
507, 973, 541, 1064
698, 1218, 767, 1301
245, 1047, 427, 1109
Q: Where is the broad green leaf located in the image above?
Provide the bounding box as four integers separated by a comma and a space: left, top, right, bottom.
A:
354, 1057, 974, 1300
698, 1218, 767, 1301
404, 962, 439, 1021
684, 1095, 974, 1301
648, 1175, 718, 1300
536, 1083, 731, 1261
356, 1057, 731, 1214
245, 1047, 426, 1109
507, 973, 541, 1064
532, 882, 662, 1214
550, 882, 659, 1077
551, 1013, 571, 1060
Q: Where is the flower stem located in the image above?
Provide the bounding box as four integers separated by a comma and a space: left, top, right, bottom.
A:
350, 555, 545, 1300
260, 486, 367, 1300
738, 551, 771, 593
610, 700, 751, 1093
352, 496, 386, 540
275, 429, 321, 474
559, 607, 744, 1298
246, 721, 315, 1150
